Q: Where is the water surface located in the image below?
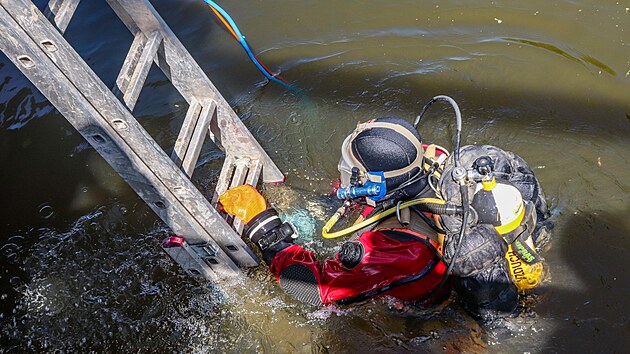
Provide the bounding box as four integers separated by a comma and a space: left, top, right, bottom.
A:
1, 0, 629, 352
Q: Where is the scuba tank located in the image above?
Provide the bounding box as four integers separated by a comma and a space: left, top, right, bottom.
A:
468, 156, 543, 291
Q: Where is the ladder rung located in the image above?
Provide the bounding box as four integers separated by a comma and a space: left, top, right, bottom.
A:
171, 99, 217, 177
212, 154, 236, 206
245, 158, 263, 187
229, 158, 250, 189
213, 157, 263, 199
211, 157, 263, 234
45, 0, 81, 34
114, 30, 162, 111
114, 31, 147, 96
228, 159, 249, 234
171, 98, 202, 166
231, 159, 262, 234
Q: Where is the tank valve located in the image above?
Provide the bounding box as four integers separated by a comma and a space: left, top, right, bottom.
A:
473, 156, 494, 176
452, 166, 467, 184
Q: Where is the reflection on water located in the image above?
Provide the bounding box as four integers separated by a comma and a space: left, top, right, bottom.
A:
503, 37, 616, 75
0, 62, 53, 130
1, 0, 630, 352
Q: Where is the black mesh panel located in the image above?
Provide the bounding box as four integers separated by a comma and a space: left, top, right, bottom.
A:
279, 264, 322, 306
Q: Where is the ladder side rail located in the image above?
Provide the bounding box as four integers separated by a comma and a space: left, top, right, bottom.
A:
0, 1, 259, 272
106, 0, 284, 183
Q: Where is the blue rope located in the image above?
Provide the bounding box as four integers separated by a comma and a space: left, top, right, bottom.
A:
203, 0, 244, 39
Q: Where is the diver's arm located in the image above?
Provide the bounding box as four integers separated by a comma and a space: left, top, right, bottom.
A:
240, 207, 328, 305
218, 186, 328, 305
265, 242, 326, 306
253, 222, 448, 307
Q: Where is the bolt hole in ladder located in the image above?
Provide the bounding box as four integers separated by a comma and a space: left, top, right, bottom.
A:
0, 0, 284, 281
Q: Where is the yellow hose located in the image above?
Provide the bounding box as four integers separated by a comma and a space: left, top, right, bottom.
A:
322, 198, 446, 239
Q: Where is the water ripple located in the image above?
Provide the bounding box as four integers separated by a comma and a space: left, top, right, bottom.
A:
503, 37, 616, 75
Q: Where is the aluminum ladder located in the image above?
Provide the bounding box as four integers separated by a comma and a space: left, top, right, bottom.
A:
0, 0, 284, 281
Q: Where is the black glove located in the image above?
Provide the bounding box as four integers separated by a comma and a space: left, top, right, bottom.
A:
244, 208, 298, 265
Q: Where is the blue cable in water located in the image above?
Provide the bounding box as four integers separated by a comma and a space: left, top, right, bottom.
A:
203, 0, 294, 89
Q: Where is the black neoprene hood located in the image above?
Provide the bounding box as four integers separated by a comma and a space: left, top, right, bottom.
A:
349, 117, 422, 190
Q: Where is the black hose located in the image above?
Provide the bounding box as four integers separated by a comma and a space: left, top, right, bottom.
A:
413, 202, 463, 216
410, 206, 446, 234
411, 95, 468, 301
448, 185, 470, 273
430, 183, 469, 296
414, 95, 463, 167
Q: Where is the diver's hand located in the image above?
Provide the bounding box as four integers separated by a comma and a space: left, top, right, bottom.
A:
219, 185, 267, 223
220, 185, 298, 265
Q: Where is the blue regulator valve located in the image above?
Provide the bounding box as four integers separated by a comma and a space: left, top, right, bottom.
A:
336, 171, 387, 202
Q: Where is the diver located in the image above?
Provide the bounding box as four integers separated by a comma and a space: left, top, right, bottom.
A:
219, 95, 551, 320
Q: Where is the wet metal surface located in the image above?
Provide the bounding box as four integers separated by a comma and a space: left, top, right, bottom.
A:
1, 0, 629, 352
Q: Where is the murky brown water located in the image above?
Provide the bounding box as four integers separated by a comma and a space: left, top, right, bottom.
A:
1, 0, 629, 352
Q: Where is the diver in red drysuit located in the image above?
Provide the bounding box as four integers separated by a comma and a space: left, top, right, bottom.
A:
222, 116, 549, 320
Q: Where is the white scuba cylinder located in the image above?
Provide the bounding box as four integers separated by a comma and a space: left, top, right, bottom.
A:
469, 156, 543, 292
